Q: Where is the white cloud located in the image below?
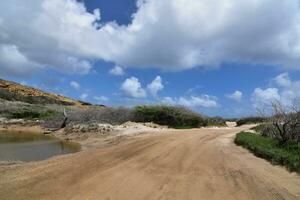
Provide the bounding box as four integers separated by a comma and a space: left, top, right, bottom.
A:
121, 77, 146, 98
80, 93, 88, 101
274, 73, 292, 87
109, 65, 125, 76
70, 81, 80, 91
179, 96, 218, 108
226, 90, 242, 102
274, 73, 300, 105
0, 44, 42, 77
162, 95, 218, 108
1, 0, 300, 77
94, 95, 109, 102
147, 76, 164, 97
162, 97, 177, 105
274, 72, 291, 86
253, 73, 300, 107
252, 88, 280, 107
0, 0, 94, 76
65, 57, 91, 75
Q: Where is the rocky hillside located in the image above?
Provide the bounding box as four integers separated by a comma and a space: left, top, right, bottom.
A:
0, 79, 91, 106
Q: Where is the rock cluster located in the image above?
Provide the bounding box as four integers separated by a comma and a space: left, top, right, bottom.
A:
119, 121, 166, 129
65, 123, 114, 135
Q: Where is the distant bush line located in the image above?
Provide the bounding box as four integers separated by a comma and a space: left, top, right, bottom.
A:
0, 101, 227, 129
8, 110, 60, 120
45, 105, 226, 129
236, 117, 265, 126
235, 132, 300, 173
134, 105, 205, 128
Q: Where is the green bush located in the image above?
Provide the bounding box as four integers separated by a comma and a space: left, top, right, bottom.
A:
235, 132, 300, 173
205, 117, 227, 127
8, 109, 59, 120
133, 105, 207, 128
236, 117, 265, 126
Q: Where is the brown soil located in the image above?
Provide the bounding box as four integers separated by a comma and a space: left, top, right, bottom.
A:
0, 125, 299, 200
0, 124, 44, 133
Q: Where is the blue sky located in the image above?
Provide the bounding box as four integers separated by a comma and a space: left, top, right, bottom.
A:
1, 0, 300, 118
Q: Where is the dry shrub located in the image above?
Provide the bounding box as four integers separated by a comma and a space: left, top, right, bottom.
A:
261, 100, 300, 143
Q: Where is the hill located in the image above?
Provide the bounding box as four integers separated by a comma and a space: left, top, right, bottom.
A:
0, 79, 91, 106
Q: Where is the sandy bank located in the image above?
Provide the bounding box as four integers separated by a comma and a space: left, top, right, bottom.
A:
52, 122, 169, 150
0, 120, 169, 150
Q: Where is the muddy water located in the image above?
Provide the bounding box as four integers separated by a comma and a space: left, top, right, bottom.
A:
0, 131, 80, 162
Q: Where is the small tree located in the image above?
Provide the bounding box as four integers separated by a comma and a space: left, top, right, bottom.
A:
261, 99, 300, 143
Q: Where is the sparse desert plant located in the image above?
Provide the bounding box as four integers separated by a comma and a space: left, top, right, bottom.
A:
260, 100, 300, 143
0, 101, 61, 119
1, 99, 225, 130
43, 115, 66, 129
43, 107, 135, 129
44, 105, 226, 129
67, 107, 135, 125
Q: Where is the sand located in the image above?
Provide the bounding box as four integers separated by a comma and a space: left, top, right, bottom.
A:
0, 124, 299, 200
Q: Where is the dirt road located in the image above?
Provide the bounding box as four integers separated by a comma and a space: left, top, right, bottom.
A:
1, 126, 300, 200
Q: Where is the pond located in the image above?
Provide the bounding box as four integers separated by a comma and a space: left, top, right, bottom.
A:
0, 131, 80, 162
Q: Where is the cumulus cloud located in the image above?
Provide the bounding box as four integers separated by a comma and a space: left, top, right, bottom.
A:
70, 81, 80, 91
252, 73, 300, 107
1, 0, 300, 77
0, 0, 94, 76
226, 90, 242, 102
121, 77, 147, 98
162, 97, 177, 105
274, 72, 292, 87
80, 93, 88, 100
0, 44, 42, 77
147, 76, 164, 97
162, 95, 218, 108
274, 73, 300, 104
252, 88, 280, 107
109, 65, 125, 76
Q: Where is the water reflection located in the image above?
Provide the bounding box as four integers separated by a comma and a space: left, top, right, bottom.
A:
0, 131, 80, 162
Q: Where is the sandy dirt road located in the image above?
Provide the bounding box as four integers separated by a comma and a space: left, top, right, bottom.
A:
0, 126, 300, 200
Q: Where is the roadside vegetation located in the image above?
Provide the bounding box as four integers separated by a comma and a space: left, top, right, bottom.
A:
236, 117, 265, 126
235, 132, 300, 173
235, 100, 300, 173
0, 100, 226, 129
46, 105, 224, 129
